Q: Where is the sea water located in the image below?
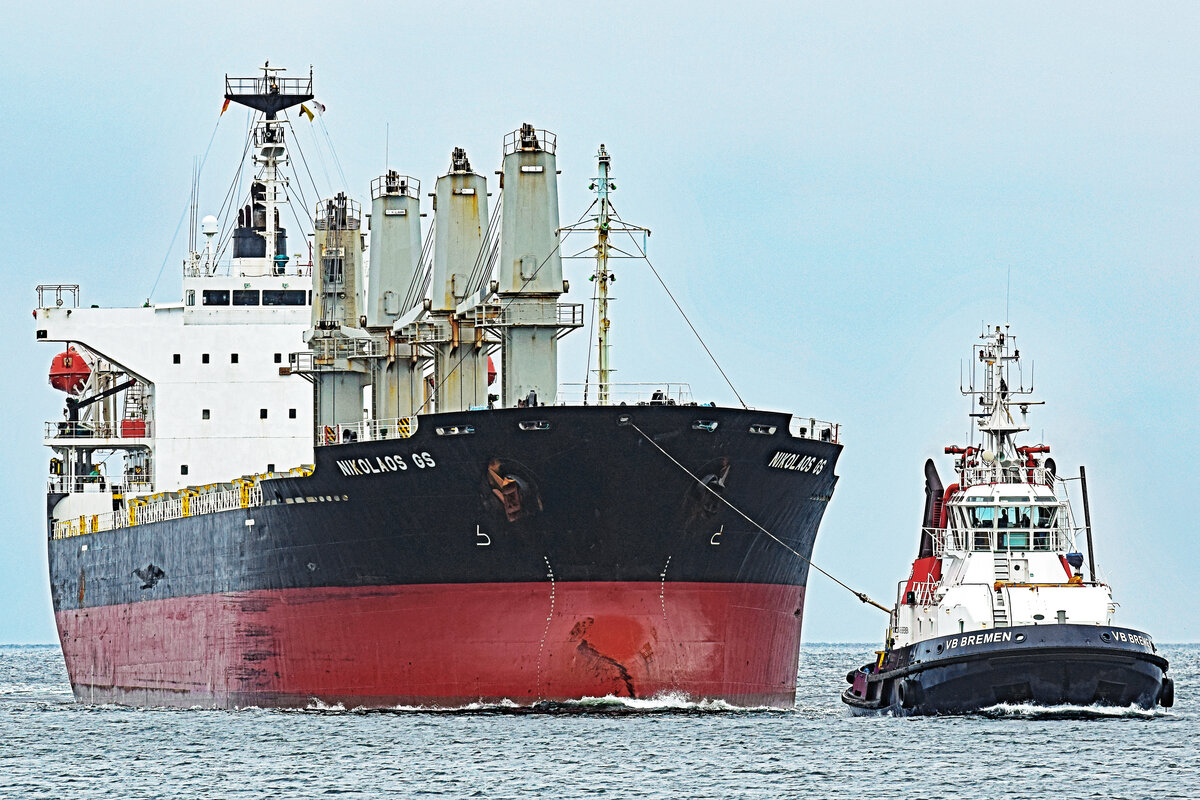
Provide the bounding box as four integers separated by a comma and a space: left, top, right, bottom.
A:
1, 643, 1194, 799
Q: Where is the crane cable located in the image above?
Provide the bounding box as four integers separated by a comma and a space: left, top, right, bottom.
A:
628, 421, 890, 614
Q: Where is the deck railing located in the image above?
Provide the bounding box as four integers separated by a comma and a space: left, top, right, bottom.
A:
929, 526, 1077, 556
45, 420, 153, 441
50, 484, 263, 540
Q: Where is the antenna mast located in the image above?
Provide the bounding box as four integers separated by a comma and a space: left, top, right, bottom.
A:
595, 145, 614, 405
561, 145, 650, 406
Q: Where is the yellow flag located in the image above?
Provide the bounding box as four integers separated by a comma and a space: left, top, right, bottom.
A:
300, 104, 314, 122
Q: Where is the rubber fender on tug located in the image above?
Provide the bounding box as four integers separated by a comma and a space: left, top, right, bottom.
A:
898, 678, 922, 709
1159, 677, 1175, 708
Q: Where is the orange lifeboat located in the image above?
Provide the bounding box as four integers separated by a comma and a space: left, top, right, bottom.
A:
49, 347, 90, 395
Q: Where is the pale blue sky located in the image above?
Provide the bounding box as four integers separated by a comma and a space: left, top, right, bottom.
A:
2, 2, 1197, 643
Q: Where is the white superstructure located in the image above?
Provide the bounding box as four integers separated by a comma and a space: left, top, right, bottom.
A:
36, 65, 319, 531
888, 326, 1113, 649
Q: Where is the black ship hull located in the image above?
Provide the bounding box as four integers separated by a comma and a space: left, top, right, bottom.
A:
842, 624, 1172, 716
49, 404, 842, 708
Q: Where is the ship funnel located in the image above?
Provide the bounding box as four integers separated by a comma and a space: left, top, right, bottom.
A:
366, 172, 422, 329
496, 124, 564, 406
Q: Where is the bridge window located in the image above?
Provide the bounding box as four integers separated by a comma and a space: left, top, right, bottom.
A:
180, 465, 189, 476
263, 289, 307, 306
231, 353, 239, 364
202, 290, 230, 306
289, 408, 297, 419
274, 353, 282, 363
202, 353, 210, 364
173, 354, 180, 364
233, 289, 260, 306
202, 409, 210, 420
260, 409, 268, 419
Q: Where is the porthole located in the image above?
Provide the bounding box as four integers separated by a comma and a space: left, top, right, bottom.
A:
1015, 633, 1026, 643
1100, 632, 1112, 642
1033, 614, 1045, 621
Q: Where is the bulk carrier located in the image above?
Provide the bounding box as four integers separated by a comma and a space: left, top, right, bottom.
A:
35, 66, 842, 709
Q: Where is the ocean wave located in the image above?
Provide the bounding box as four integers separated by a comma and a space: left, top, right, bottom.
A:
976, 702, 1170, 720
298, 691, 788, 715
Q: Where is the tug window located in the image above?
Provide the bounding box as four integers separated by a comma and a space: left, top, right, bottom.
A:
233, 290, 260, 306
263, 289, 307, 306
202, 290, 230, 306
970, 506, 994, 550
1032, 506, 1058, 550
970, 507, 995, 528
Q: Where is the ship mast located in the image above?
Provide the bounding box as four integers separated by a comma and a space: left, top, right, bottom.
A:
223, 62, 314, 274
595, 145, 613, 405
562, 145, 650, 406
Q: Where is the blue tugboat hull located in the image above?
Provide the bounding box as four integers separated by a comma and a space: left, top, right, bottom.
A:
842, 624, 1171, 716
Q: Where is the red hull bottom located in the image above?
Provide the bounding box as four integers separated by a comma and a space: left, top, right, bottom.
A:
55, 582, 806, 708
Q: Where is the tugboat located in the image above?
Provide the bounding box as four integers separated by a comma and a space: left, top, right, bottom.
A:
842, 325, 1172, 715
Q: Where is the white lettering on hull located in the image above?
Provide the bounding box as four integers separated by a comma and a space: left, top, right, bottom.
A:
335, 452, 435, 477
945, 631, 1014, 650
768, 451, 827, 474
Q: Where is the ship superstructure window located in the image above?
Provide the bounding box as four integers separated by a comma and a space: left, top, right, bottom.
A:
274, 353, 282, 363
186, 290, 195, 306
969, 506, 994, 550
202, 409, 210, 420
173, 354, 180, 364
181, 465, 189, 475
231, 353, 239, 364
202, 353, 210, 364
289, 408, 297, 419
260, 409, 268, 419
202, 290, 230, 306
263, 289, 307, 306
233, 290, 260, 306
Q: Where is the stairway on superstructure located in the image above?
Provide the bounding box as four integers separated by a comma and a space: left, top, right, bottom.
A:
992, 552, 1010, 627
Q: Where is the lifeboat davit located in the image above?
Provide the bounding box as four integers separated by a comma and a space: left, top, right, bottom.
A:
49, 347, 90, 395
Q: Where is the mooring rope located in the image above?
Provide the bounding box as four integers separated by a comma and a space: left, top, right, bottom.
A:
629, 422, 890, 613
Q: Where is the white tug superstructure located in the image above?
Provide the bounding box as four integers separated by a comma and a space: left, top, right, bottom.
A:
842, 325, 1170, 715
892, 325, 1107, 645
